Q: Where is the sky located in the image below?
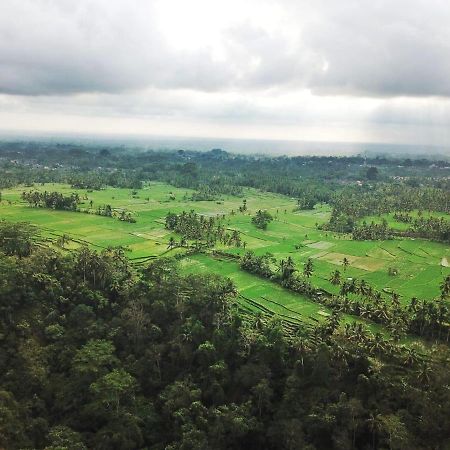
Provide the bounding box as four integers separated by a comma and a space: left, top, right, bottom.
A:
1, 0, 450, 148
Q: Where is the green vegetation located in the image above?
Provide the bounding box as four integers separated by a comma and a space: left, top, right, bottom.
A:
251, 209, 273, 230
1, 142, 450, 448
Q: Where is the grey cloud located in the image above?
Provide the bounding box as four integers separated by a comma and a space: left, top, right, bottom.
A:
299, 0, 450, 97
1, 0, 450, 98
0, 0, 232, 95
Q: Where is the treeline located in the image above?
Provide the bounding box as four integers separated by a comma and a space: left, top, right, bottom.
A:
325, 213, 450, 243
2, 143, 449, 207
352, 220, 393, 240
69, 169, 143, 190
189, 183, 243, 201
323, 184, 450, 240
20, 190, 136, 223
393, 213, 450, 243
328, 184, 450, 219
2, 223, 450, 448
21, 190, 80, 211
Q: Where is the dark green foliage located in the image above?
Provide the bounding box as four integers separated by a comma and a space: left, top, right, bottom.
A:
393, 213, 450, 243
165, 210, 241, 248
251, 210, 273, 230
21, 190, 80, 210
352, 219, 393, 240
0, 221, 39, 257
366, 166, 379, 180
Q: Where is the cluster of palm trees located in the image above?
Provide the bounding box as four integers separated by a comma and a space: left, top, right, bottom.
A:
352, 219, 393, 240
241, 253, 316, 287
240, 252, 277, 279
407, 297, 450, 341
240, 249, 450, 343
93, 204, 136, 223
188, 183, 243, 201
326, 272, 450, 342
165, 211, 242, 249
323, 184, 449, 236
22, 190, 79, 211
393, 213, 450, 243
75, 246, 130, 291
331, 185, 450, 220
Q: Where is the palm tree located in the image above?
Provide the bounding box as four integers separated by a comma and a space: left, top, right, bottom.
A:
292, 336, 310, 371
391, 292, 401, 308
282, 256, 296, 280
303, 258, 314, 278
277, 258, 287, 277
440, 274, 450, 299
417, 362, 432, 386
340, 282, 351, 297
329, 269, 341, 286
402, 347, 420, 367
369, 333, 386, 355
359, 279, 370, 296
342, 257, 350, 271
366, 413, 384, 450
167, 237, 176, 249
359, 303, 372, 319
253, 312, 265, 331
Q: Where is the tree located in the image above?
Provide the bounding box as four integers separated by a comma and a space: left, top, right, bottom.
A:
121, 299, 150, 351
279, 256, 296, 280
56, 234, 70, 249
45, 426, 86, 450
251, 210, 273, 230
251, 379, 273, 417
379, 414, 409, 450
90, 368, 137, 413
167, 236, 176, 249
330, 269, 341, 285
366, 166, 379, 180
0, 221, 39, 257
73, 339, 118, 377
303, 258, 314, 278
366, 414, 384, 450
342, 257, 350, 271
440, 274, 450, 299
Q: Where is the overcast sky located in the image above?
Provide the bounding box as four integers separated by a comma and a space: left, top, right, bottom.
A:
1, 0, 450, 147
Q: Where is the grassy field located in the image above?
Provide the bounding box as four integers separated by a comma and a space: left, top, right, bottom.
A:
1, 182, 448, 309
180, 253, 389, 336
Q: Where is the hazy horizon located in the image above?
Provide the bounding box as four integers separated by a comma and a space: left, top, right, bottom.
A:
1, 131, 449, 160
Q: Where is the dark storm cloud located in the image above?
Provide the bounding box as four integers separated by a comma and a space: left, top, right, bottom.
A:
0, 0, 450, 98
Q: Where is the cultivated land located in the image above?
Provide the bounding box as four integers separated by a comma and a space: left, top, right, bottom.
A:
1, 182, 448, 326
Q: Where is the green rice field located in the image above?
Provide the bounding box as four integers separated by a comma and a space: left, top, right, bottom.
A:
1, 182, 448, 327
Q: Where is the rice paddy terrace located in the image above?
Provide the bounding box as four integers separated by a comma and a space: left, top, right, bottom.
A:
1, 182, 448, 332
